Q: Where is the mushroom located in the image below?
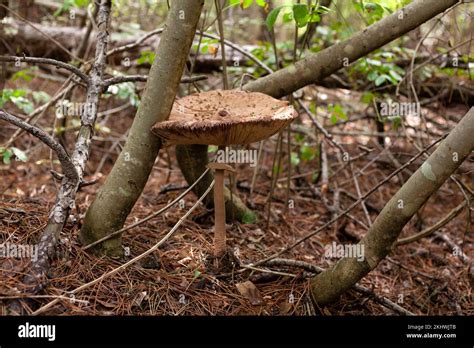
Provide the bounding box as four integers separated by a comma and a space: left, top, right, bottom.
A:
151, 90, 298, 268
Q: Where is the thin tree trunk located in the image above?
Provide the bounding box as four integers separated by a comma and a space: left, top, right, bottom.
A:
311, 107, 474, 305
1, 0, 112, 314
80, 0, 204, 257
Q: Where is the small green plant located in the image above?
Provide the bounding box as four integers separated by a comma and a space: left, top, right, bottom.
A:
54, 0, 89, 16
229, 0, 267, 10
265, 3, 330, 31
106, 82, 139, 107
328, 103, 348, 125
351, 51, 405, 86
0, 147, 27, 164
1, 89, 34, 114
136, 50, 156, 65
193, 38, 220, 55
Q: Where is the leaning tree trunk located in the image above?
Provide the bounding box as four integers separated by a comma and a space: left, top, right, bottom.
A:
80, 0, 204, 257
176, 0, 461, 209
311, 107, 474, 305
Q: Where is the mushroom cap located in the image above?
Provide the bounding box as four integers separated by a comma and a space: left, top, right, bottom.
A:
151, 90, 298, 146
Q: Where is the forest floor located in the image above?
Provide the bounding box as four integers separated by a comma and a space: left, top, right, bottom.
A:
0, 76, 473, 316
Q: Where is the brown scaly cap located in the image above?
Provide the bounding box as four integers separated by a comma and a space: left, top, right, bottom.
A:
151, 90, 298, 146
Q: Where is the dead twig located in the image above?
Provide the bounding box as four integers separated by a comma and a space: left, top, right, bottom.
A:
396, 200, 468, 245
0, 56, 89, 83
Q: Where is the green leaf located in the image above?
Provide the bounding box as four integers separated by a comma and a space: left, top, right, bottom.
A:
255, 0, 266, 7
282, 11, 293, 23
366, 58, 382, 66
10, 96, 34, 114
242, 211, 257, 224
364, 2, 384, 21
333, 104, 348, 120
367, 70, 378, 81
12, 69, 34, 82
137, 50, 156, 65
32, 91, 51, 104
311, 171, 320, 183
11, 89, 26, 97
391, 115, 401, 131
292, 4, 309, 27
374, 75, 387, 86
361, 92, 375, 104
74, 0, 89, 7
300, 144, 316, 161
208, 145, 218, 153
294, 133, 305, 143
229, 0, 240, 6
353, 2, 364, 13
388, 69, 403, 82
291, 152, 300, 166
11, 147, 27, 162
2, 149, 12, 164
330, 113, 338, 125
54, 0, 75, 16
317, 5, 331, 14
266, 6, 284, 30
308, 12, 320, 23
242, 0, 253, 9
272, 164, 282, 174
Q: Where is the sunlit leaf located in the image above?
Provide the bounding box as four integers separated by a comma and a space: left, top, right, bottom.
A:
291, 152, 300, 166
266, 6, 284, 30
374, 75, 387, 86
292, 4, 309, 28
11, 147, 27, 162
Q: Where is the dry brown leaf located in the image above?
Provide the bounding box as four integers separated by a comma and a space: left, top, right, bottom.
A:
236, 280, 264, 306
278, 301, 292, 315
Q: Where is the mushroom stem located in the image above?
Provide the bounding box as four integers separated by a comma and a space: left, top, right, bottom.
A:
208, 161, 236, 268
213, 168, 227, 260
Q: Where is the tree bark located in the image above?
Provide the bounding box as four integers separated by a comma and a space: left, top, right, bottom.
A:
80, 0, 204, 257
311, 107, 474, 305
